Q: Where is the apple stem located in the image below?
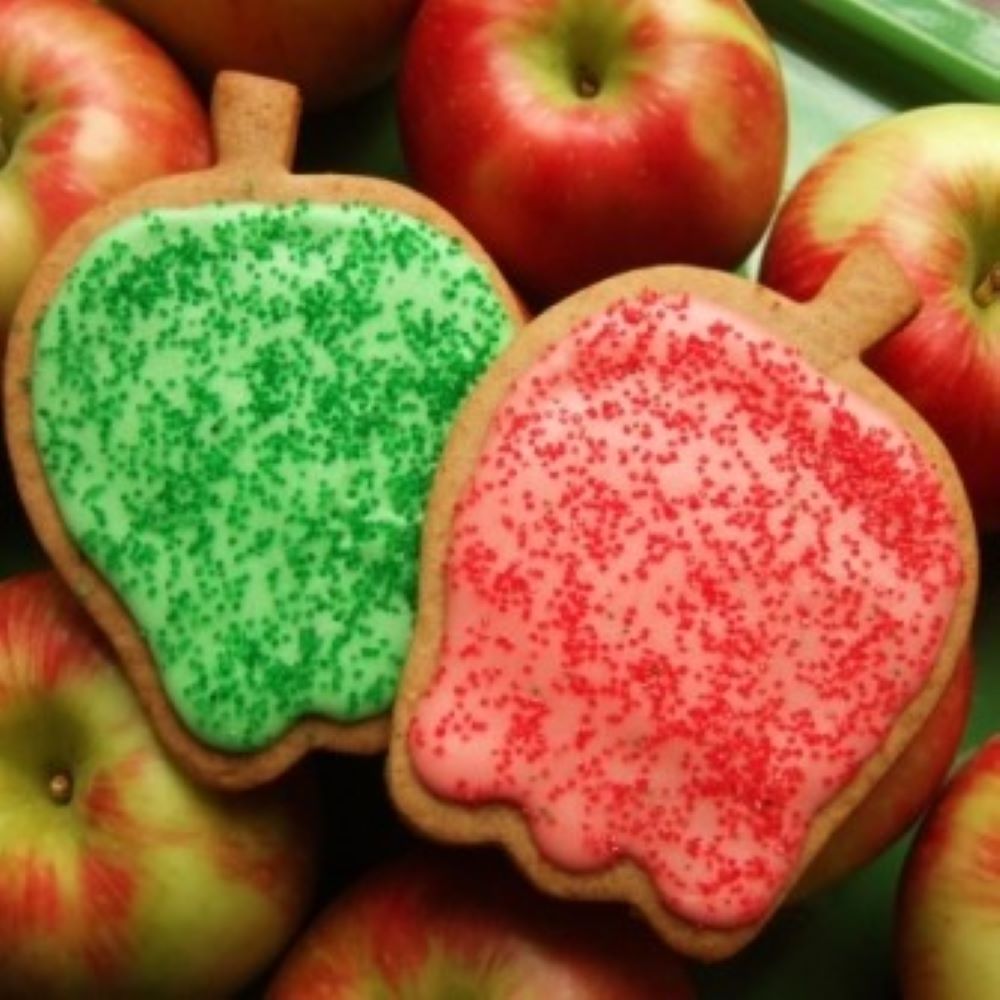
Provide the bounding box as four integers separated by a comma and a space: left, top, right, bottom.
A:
973, 263, 1000, 308
211, 71, 302, 171
48, 769, 74, 806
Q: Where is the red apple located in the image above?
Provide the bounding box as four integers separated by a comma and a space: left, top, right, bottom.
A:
760, 103, 1000, 530
267, 848, 696, 999
0, 571, 320, 996
0, 0, 211, 336
895, 736, 1000, 999
105, 0, 422, 110
398, 0, 787, 305
794, 647, 973, 898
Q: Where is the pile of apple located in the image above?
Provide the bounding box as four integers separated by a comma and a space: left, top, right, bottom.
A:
0, 0, 997, 996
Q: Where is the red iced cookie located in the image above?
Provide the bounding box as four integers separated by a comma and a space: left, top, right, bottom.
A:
388, 247, 978, 959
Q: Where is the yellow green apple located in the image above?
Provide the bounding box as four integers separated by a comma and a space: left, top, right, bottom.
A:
0, 0, 211, 335
0, 571, 320, 996
761, 104, 1000, 530
895, 736, 1000, 999
267, 848, 696, 998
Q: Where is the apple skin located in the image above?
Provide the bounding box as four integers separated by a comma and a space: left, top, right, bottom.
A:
398, 0, 787, 305
0, 572, 320, 997
0, 0, 211, 335
759, 103, 1000, 531
895, 736, 1000, 999
267, 848, 696, 999
793, 648, 973, 898
105, 0, 422, 110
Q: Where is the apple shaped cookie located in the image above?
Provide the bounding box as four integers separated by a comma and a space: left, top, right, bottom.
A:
388, 247, 977, 960
4, 72, 521, 789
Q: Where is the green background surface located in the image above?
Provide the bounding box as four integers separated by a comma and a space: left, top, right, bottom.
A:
2, 3, 998, 996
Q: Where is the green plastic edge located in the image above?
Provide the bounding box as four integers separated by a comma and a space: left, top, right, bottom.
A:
752, 0, 1000, 103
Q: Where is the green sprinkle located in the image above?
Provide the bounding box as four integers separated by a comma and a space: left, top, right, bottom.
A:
32, 200, 514, 751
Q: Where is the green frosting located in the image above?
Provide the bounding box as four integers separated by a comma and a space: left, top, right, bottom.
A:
32, 201, 514, 750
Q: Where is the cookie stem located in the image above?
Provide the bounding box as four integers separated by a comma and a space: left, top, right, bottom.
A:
211, 71, 302, 171
805, 243, 920, 365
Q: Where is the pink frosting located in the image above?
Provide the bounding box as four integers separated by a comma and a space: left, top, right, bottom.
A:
407, 290, 965, 928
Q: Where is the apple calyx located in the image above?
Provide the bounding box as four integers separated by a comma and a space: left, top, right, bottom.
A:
973, 262, 1000, 308
48, 768, 74, 806
515, 1, 639, 105
0, 96, 34, 168
562, 8, 626, 102
575, 69, 600, 99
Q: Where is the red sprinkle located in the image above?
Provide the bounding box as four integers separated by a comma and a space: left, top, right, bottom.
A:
409, 292, 964, 928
